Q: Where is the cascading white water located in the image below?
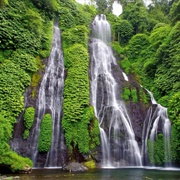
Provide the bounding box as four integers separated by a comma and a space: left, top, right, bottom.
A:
141, 90, 171, 166
90, 14, 142, 167
31, 24, 65, 167
122, 72, 129, 81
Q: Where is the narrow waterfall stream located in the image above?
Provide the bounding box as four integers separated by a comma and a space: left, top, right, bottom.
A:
141, 90, 171, 166
90, 14, 142, 167
31, 23, 65, 167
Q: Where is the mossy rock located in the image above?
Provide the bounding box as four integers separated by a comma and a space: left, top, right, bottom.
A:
84, 160, 96, 169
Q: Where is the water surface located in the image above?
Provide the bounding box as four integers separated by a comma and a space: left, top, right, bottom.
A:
6, 168, 180, 180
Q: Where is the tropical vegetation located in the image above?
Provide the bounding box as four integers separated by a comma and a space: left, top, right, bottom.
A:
0, 0, 179, 171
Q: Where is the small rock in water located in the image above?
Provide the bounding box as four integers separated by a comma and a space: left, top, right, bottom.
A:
62, 162, 88, 172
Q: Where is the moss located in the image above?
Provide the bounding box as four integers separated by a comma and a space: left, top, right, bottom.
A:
38, 114, 52, 152
84, 160, 96, 169
31, 57, 44, 98
139, 88, 149, 104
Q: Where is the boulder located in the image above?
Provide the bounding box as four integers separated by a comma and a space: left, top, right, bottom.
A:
62, 162, 88, 172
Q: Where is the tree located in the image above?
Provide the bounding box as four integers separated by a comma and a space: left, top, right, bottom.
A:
95, 0, 108, 13
122, 2, 154, 33
113, 20, 134, 45
169, 0, 180, 25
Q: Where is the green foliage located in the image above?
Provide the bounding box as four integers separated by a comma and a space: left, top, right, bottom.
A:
0, 60, 30, 117
0, 111, 14, 142
95, 0, 108, 13
122, 2, 155, 34
59, 7, 75, 31
131, 88, 138, 103
128, 34, 150, 61
39, 21, 53, 58
0, 0, 8, 8
119, 58, 132, 74
31, 57, 44, 98
23, 129, 30, 140
23, 107, 35, 139
112, 42, 126, 57
60, 1, 99, 156
59, 0, 96, 31
62, 44, 91, 153
10, 50, 38, 74
148, 4, 169, 24
0, 111, 33, 171
0, 142, 33, 172
62, 25, 89, 49
154, 22, 180, 96
148, 134, 165, 165
169, 0, 180, 25
38, 114, 52, 152
171, 125, 180, 163
30, 0, 59, 18
23, 107, 35, 129
168, 92, 180, 124
0, 0, 53, 57
122, 87, 131, 101
113, 20, 134, 45
89, 118, 100, 150
62, 106, 99, 154
122, 87, 138, 103
139, 88, 149, 104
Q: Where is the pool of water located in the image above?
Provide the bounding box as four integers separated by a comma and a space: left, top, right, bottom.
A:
5, 167, 180, 180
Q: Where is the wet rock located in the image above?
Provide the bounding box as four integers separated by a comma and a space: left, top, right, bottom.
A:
62, 162, 88, 172
18, 166, 32, 174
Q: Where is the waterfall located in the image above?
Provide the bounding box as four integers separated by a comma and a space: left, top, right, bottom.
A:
31, 23, 65, 167
90, 14, 142, 167
141, 90, 171, 166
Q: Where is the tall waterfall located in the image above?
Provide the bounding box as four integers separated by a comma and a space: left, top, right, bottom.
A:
141, 90, 171, 166
31, 23, 65, 167
90, 14, 142, 167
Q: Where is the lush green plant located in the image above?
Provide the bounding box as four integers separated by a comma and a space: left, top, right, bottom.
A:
0, 60, 30, 117
122, 87, 131, 101
131, 88, 138, 103
30, 0, 59, 18
89, 118, 100, 150
113, 20, 134, 45
171, 125, 180, 163
62, 25, 89, 49
0, 111, 33, 171
60, 1, 99, 157
62, 44, 92, 153
95, 0, 108, 13
169, 0, 180, 25
148, 134, 166, 165
122, 2, 155, 34
10, 50, 38, 74
127, 34, 150, 61
23, 107, 35, 139
38, 114, 52, 152
119, 58, 132, 74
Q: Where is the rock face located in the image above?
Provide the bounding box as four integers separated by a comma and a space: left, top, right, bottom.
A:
62, 162, 88, 172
